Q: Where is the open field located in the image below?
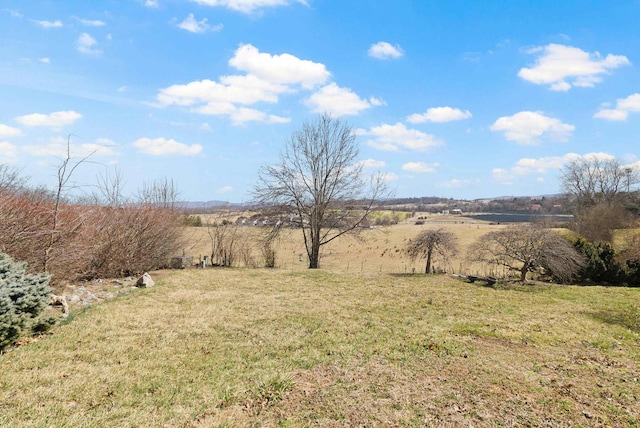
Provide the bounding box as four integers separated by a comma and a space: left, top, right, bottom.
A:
182, 215, 510, 276
1, 267, 639, 427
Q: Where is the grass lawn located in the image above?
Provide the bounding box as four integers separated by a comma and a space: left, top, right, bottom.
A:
1, 268, 639, 427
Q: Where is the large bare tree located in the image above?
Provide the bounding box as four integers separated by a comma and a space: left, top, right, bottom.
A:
405, 228, 458, 274
561, 156, 639, 207
469, 224, 585, 283
561, 156, 639, 242
253, 114, 388, 269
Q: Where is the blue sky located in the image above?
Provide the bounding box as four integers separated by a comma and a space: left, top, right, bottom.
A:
1, 0, 639, 202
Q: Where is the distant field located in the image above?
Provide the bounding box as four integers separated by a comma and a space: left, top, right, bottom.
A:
1, 269, 638, 426
182, 215, 509, 277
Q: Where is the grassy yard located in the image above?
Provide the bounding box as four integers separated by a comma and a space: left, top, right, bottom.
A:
1, 268, 639, 427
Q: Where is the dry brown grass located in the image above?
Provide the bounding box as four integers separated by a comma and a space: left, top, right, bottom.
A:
182, 215, 507, 276
1, 267, 638, 427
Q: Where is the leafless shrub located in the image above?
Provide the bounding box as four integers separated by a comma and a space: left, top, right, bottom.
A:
0, 160, 184, 282
571, 203, 633, 243
262, 241, 277, 268
469, 224, 586, 283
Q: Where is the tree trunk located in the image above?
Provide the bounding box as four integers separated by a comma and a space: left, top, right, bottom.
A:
520, 265, 528, 282
425, 247, 433, 274
308, 225, 321, 269
308, 242, 320, 268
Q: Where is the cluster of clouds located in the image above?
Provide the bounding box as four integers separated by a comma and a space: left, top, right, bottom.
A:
518, 43, 630, 92
23, 13, 109, 58
594, 93, 640, 121
0, 110, 203, 164
491, 152, 631, 185
156, 43, 386, 124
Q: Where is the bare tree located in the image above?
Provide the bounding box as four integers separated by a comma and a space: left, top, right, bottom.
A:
561, 156, 639, 207
136, 177, 181, 210
42, 137, 98, 274
469, 224, 585, 283
561, 156, 639, 242
95, 167, 126, 207
405, 228, 458, 274
204, 208, 243, 267
253, 114, 388, 269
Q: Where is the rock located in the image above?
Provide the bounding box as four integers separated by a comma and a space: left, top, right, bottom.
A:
66, 294, 81, 305
49, 294, 69, 316
136, 272, 155, 288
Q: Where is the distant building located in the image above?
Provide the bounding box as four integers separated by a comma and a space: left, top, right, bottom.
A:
451, 209, 463, 215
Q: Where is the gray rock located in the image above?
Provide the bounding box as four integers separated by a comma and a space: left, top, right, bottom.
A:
136, 272, 155, 288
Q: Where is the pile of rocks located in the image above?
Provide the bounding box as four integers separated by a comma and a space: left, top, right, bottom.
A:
49, 273, 155, 316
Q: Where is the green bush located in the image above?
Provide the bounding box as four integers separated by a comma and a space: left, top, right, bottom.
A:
182, 214, 203, 227
573, 238, 640, 285
0, 253, 51, 350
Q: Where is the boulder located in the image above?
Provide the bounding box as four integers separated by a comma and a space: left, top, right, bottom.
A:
136, 272, 155, 288
49, 294, 69, 317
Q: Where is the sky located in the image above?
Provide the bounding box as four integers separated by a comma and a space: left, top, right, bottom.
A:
1, 0, 640, 203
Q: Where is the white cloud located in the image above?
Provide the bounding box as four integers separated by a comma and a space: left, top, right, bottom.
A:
177, 13, 222, 33
360, 159, 386, 168
438, 178, 474, 188
15, 111, 82, 127
360, 123, 442, 152
490, 111, 574, 145
159, 76, 283, 107
22, 137, 119, 158
594, 93, 640, 121
382, 172, 398, 181
133, 137, 203, 156
0, 141, 19, 163
117, 86, 128, 93
492, 168, 514, 184
229, 44, 329, 89
96, 138, 118, 147
401, 162, 439, 173
217, 185, 233, 193
158, 44, 331, 124
74, 17, 106, 26
3, 9, 22, 18
407, 106, 472, 124
190, 0, 307, 14
226, 107, 290, 125
494, 152, 617, 182
305, 83, 378, 116
368, 41, 404, 60
144, 0, 159, 7
38, 57, 50, 64
32, 19, 63, 28
0, 124, 22, 137
518, 44, 630, 91
77, 33, 101, 55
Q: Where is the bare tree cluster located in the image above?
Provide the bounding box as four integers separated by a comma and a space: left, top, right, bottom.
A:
562, 156, 640, 243
405, 229, 458, 274
253, 114, 389, 268
469, 224, 586, 283
561, 157, 639, 207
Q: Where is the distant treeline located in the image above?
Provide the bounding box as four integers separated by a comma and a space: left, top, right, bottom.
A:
380, 195, 572, 214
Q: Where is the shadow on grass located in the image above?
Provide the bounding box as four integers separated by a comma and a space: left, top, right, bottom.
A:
586, 307, 640, 333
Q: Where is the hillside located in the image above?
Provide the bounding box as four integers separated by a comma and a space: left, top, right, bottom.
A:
1, 268, 638, 426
